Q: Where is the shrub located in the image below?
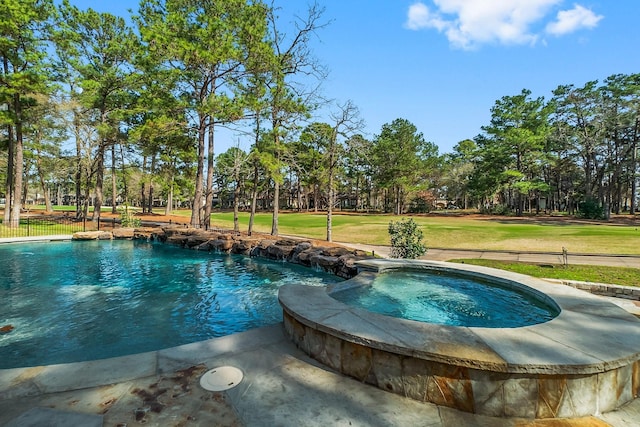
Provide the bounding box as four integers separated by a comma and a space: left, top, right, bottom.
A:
119, 206, 141, 228
577, 198, 605, 220
388, 217, 427, 259
408, 196, 431, 213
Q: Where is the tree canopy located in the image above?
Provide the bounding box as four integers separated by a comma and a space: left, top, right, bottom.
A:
1, 0, 638, 238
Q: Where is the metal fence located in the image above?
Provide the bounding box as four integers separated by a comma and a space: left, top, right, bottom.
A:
0, 215, 93, 238
0, 214, 238, 239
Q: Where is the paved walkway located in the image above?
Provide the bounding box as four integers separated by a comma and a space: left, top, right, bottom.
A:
338, 243, 640, 268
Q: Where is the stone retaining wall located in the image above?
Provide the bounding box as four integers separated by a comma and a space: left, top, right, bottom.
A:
545, 279, 640, 301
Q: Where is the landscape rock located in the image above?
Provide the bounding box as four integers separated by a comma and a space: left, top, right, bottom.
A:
133, 227, 163, 241
266, 243, 296, 260
232, 238, 260, 255
112, 228, 135, 239
109, 226, 373, 279
72, 231, 113, 240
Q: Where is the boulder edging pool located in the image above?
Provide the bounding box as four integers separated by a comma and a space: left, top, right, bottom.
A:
278, 259, 640, 419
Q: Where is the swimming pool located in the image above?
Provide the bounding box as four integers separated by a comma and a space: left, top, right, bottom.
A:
330, 269, 559, 327
0, 240, 338, 369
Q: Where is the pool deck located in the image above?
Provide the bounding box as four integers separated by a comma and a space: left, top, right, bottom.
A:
1, 237, 639, 426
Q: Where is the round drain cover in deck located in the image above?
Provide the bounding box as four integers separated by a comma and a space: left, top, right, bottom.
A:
200, 366, 243, 391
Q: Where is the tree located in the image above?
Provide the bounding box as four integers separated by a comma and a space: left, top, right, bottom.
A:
325, 100, 363, 241
216, 146, 250, 232
56, 1, 137, 223
1, 0, 56, 227
24, 93, 66, 212
551, 82, 606, 206
371, 118, 439, 214
442, 139, 476, 209
599, 74, 640, 215
476, 89, 550, 215
343, 133, 373, 211
137, 0, 269, 228
262, 2, 328, 236
295, 122, 331, 211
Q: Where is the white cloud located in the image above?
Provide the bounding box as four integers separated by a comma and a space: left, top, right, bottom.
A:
545, 5, 603, 36
405, 2, 447, 31
405, 1, 602, 49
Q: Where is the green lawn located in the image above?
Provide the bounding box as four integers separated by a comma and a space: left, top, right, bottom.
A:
201, 211, 640, 255
450, 259, 639, 288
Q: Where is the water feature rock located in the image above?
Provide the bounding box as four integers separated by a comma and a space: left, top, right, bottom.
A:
296, 247, 323, 266
112, 228, 135, 239
115, 226, 373, 279
72, 231, 113, 240
211, 239, 234, 252
336, 254, 365, 278
133, 227, 163, 241
166, 234, 188, 246
267, 243, 296, 260
322, 247, 352, 257
232, 238, 260, 255
310, 254, 340, 271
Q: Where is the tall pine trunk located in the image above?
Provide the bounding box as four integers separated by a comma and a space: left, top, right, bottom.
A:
204, 117, 215, 229
111, 144, 117, 213
190, 115, 207, 227
10, 94, 24, 228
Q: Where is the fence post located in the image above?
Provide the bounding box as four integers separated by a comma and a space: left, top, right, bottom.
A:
27, 216, 30, 237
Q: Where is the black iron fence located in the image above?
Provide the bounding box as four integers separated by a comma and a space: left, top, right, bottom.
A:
0, 215, 93, 238
0, 214, 237, 239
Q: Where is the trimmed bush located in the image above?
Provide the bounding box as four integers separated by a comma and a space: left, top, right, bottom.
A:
388, 217, 427, 259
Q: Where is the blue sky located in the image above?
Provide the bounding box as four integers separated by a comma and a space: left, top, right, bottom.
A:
69, 1, 639, 155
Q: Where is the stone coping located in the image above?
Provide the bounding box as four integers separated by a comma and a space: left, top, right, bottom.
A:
0, 235, 73, 244
278, 259, 640, 376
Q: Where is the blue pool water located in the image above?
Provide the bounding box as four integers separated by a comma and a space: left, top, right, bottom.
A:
0, 240, 338, 369
331, 269, 558, 328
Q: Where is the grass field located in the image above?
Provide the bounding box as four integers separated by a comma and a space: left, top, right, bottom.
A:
193, 211, 640, 255
451, 259, 639, 288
